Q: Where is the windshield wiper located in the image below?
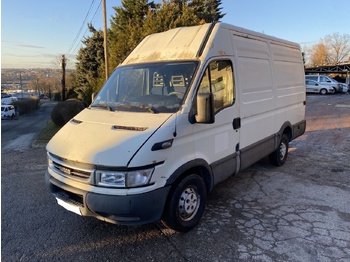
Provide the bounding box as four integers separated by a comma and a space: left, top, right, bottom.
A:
145, 106, 159, 114
114, 103, 159, 114
90, 103, 114, 111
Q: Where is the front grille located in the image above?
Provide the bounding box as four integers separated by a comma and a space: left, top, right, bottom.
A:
51, 161, 92, 180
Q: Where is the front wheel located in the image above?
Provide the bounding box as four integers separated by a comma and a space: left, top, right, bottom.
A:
269, 134, 289, 166
320, 88, 327, 95
162, 174, 207, 232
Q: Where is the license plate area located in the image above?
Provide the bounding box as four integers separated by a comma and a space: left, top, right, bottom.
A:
56, 198, 82, 216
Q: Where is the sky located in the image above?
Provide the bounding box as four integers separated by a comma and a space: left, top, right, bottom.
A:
1, 0, 349, 69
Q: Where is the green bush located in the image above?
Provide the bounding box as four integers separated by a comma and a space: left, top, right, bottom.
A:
51, 99, 86, 127
12, 97, 40, 115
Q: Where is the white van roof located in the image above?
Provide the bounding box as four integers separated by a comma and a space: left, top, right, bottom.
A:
122, 22, 300, 65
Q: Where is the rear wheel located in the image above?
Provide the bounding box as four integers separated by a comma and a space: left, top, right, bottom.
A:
162, 174, 207, 232
269, 134, 289, 166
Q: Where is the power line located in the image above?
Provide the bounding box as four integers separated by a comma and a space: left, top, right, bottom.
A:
66, 0, 97, 56
66, 0, 95, 55
70, 1, 102, 57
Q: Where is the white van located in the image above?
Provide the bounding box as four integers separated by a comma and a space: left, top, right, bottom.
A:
1, 105, 16, 119
45, 22, 306, 232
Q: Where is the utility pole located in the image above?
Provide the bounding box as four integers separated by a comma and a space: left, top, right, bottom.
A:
36, 78, 40, 97
102, 0, 109, 81
60, 54, 66, 101
19, 72, 23, 98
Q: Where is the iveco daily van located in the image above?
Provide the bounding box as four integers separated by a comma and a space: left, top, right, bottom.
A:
45, 22, 306, 232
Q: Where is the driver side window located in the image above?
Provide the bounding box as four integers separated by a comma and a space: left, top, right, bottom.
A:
198, 60, 235, 113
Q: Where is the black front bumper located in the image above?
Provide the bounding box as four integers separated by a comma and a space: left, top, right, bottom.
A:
45, 171, 171, 226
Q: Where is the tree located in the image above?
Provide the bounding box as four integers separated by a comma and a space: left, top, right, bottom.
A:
309, 42, 330, 67
74, 24, 105, 103
28, 74, 61, 99
143, 0, 200, 34
108, 0, 155, 70
307, 33, 350, 67
190, 0, 225, 23
324, 33, 350, 64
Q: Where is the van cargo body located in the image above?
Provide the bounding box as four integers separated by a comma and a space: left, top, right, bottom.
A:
45, 22, 306, 232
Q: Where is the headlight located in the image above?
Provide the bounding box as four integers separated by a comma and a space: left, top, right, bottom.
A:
97, 168, 154, 188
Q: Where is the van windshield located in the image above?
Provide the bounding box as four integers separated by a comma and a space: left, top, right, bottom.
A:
91, 61, 198, 113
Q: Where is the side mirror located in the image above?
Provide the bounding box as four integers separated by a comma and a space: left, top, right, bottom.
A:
195, 93, 215, 124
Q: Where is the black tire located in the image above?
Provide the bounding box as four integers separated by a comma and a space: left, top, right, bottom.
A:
162, 174, 207, 232
269, 134, 289, 166
320, 89, 327, 95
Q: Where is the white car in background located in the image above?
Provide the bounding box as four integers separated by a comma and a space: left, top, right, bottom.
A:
305, 79, 335, 95
1, 95, 18, 105
1, 105, 16, 119
305, 75, 347, 93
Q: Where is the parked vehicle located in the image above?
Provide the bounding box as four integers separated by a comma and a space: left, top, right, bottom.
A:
1, 105, 15, 119
1, 95, 18, 105
1, 93, 10, 98
305, 75, 347, 93
45, 22, 306, 232
305, 79, 335, 95
338, 82, 348, 93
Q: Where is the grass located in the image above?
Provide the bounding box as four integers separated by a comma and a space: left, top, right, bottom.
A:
33, 120, 61, 146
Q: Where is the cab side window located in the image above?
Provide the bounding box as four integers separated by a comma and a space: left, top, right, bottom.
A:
308, 76, 317, 81
198, 60, 235, 113
319, 76, 329, 82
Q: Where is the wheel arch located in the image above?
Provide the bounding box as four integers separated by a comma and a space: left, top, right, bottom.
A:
165, 159, 214, 194
278, 122, 293, 143
276, 118, 307, 146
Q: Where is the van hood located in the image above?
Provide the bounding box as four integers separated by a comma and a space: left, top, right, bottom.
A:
46, 108, 173, 167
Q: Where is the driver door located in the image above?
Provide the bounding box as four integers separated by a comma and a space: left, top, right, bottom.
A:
193, 59, 240, 184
